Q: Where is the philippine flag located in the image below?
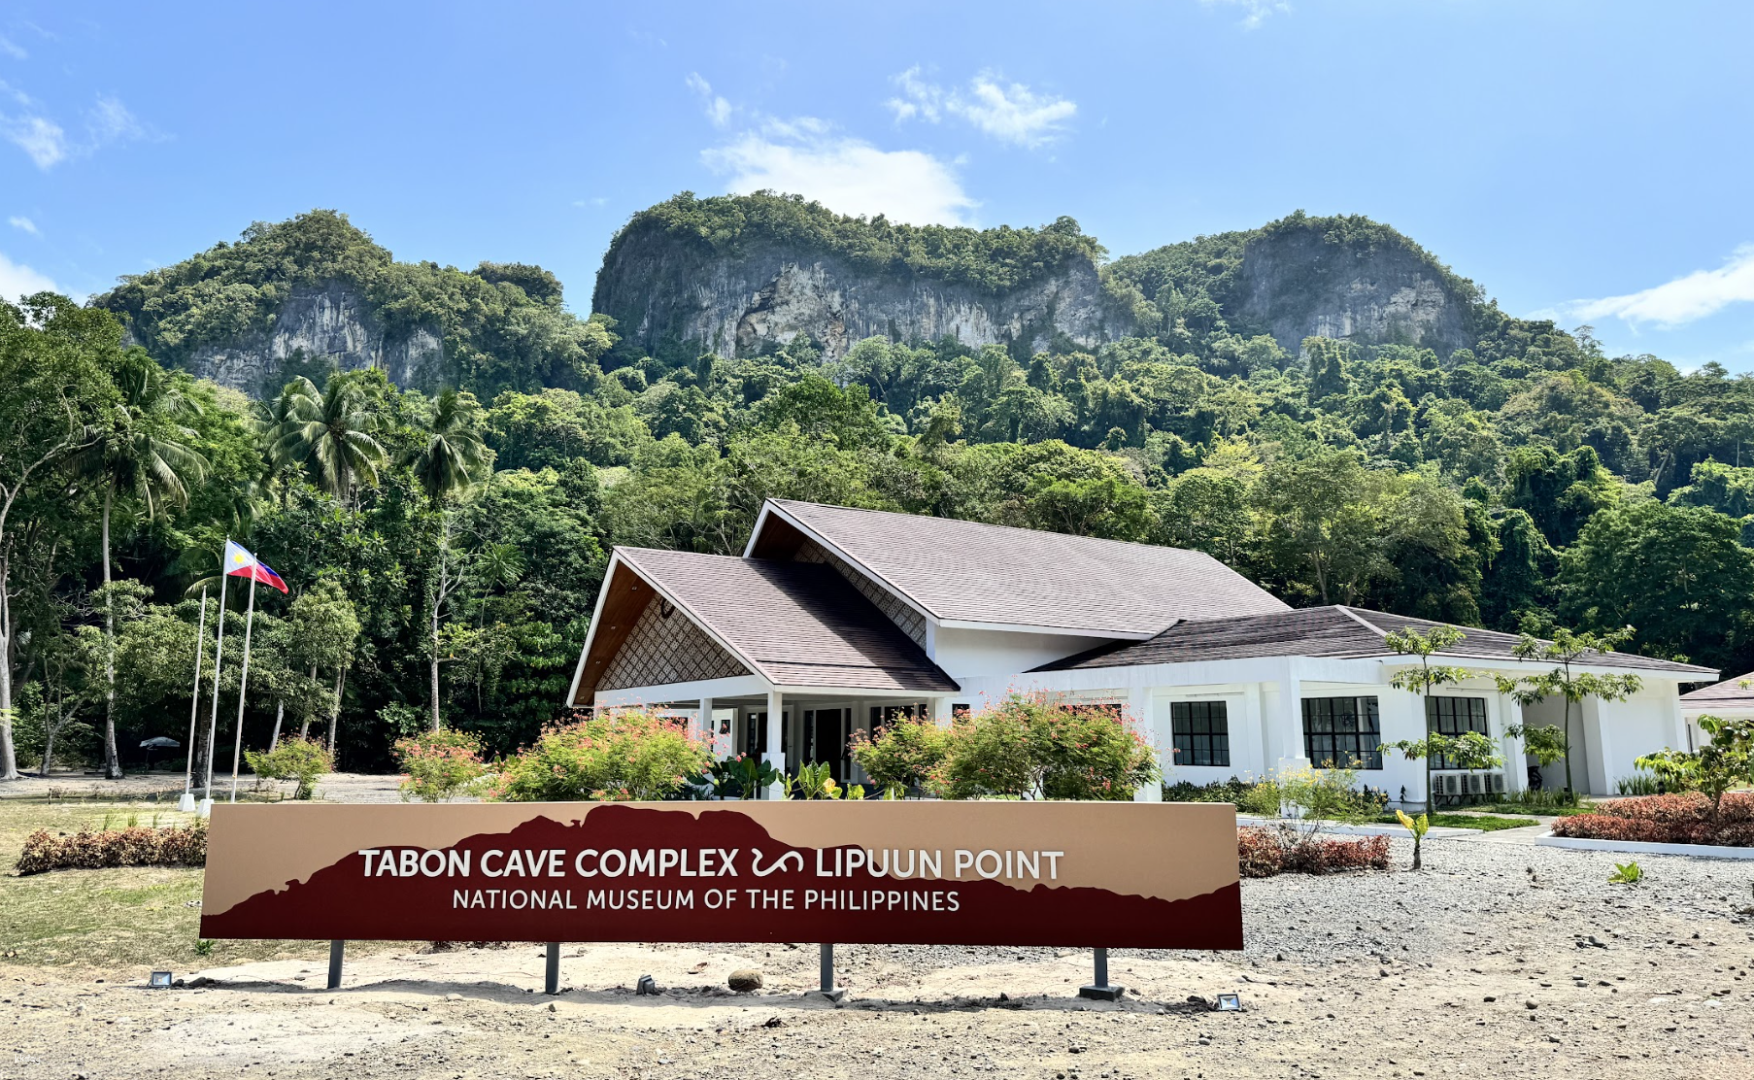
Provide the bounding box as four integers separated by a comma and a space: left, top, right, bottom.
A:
223, 540, 290, 594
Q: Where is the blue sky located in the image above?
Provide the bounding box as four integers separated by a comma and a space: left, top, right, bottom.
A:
3, 1, 1751, 368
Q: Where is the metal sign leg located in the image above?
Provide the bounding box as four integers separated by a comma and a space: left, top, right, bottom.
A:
1078, 947, 1124, 1001
812, 942, 845, 1002
327, 940, 345, 990
545, 942, 561, 995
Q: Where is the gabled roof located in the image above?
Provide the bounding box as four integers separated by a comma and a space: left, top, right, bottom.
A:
599, 548, 958, 694
1037, 605, 1718, 677
749, 499, 1290, 637
1679, 671, 1754, 710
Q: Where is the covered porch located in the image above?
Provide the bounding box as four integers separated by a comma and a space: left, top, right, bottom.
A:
594, 675, 961, 793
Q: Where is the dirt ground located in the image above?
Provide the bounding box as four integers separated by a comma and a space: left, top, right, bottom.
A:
5, 834, 1753, 1080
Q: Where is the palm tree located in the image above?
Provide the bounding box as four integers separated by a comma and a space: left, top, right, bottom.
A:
68, 355, 208, 779
404, 388, 492, 730
269, 375, 388, 504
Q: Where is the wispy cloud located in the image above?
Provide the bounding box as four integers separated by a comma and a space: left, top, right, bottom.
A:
887, 67, 1076, 149
686, 72, 732, 129
0, 92, 157, 170
703, 130, 977, 226
1568, 245, 1754, 329
0, 34, 26, 60
1200, 0, 1291, 30
691, 73, 978, 226
8, 215, 38, 235
572, 196, 609, 208
2, 114, 64, 167
0, 250, 58, 301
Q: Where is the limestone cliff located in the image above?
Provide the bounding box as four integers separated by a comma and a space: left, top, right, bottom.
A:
160, 281, 444, 396
593, 193, 1112, 362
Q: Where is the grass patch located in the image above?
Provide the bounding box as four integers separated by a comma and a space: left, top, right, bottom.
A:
1375, 812, 1540, 831
1472, 802, 1595, 817
0, 799, 373, 973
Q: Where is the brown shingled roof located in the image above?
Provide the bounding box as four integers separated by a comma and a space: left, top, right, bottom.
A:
761, 499, 1290, 636
617, 548, 959, 693
1038, 605, 1718, 677
1680, 671, 1754, 710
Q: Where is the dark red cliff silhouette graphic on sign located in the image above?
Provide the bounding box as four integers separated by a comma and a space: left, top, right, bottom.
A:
201, 803, 1242, 950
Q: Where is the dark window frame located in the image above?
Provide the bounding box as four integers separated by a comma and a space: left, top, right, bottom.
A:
1170, 700, 1231, 768
1426, 696, 1489, 770
1300, 696, 1383, 770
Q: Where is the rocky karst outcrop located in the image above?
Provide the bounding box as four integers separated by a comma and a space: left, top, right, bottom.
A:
593, 222, 1111, 363
1231, 221, 1475, 356
153, 281, 443, 396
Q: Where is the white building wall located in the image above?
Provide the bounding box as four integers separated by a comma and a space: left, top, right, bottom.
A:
929, 626, 1109, 679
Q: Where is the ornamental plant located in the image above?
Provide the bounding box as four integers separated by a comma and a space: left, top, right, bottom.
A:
243, 736, 332, 800
1635, 714, 1754, 820
927, 693, 1160, 801
394, 728, 490, 803
848, 714, 950, 796
1498, 627, 1643, 794
487, 710, 711, 802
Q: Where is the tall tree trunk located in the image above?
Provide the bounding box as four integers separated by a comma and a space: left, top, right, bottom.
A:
327, 665, 347, 758
1563, 697, 1575, 795
100, 489, 122, 779
298, 664, 318, 740
39, 691, 57, 778
268, 699, 284, 752
430, 599, 442, 732
0, 554, 17, 781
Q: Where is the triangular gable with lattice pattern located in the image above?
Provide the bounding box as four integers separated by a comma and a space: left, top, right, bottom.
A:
598, 595, 749, 692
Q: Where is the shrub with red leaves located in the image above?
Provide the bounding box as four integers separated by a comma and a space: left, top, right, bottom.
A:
1237, 826, 1390, 877
15, 822, 207, 875
1551, 792, 1754, 847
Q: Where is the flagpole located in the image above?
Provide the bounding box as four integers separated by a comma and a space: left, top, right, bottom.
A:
228, 573, 259, 803
177, 586, 209, 814
200, 544, 231, 817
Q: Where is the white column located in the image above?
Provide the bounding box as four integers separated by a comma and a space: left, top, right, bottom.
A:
1129, 686, 1161, 802
1243, 682, 1266, 778
698, 697, 722, 761
931, 697, 954, 727
1582, 698, 1613, 796
765, 688, 785, 799
1498, 691, 1528, 795
1275, 662, 1306, 774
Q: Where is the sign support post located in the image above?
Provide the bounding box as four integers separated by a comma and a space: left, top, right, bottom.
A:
812, 943, 844, 1002
327, 939, 345, 990
545, 943, 561, 995
1078, 947, 1124, 1001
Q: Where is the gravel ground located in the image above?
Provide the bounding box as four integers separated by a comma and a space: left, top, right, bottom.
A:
5, 834, 1752, 1080
0, 771, 409, 804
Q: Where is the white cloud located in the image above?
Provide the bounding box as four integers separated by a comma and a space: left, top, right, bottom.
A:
685, 72, 732, 129
1201, 0, 1291, 30
2, 114, 64, 167
0, 34, 26, 60
1569, 245, 1754, 329
0, 251, 58, 301
87, 95, 147, 143
887, 67, 1075, 149
572, 196, 609, 208
9, 215, 37, 235
702, 132, 977, 226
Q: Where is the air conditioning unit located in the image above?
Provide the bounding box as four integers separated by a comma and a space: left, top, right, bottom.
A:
1440, 774, 1461, 796
1487, 772, 1506, 794
1466, 773, 1485, 796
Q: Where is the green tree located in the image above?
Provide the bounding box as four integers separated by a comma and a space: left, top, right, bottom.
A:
267, 374, 388, 503
68, 350, 208, 778
1380, 626, 1496, 820
0, 297, 117, 781
1501, 627, 1643, 794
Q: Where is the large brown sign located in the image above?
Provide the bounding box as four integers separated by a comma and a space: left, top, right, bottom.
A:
200, 802, 1241, 950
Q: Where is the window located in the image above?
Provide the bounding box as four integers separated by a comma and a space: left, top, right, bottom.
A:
1426, 696, 1488, 769
1301, 696, 1382, 770
1170, 701, 1230, 767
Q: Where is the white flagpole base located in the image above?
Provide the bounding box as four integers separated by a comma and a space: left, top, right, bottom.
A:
177, 793, 196, 813
197, 798, 213, 818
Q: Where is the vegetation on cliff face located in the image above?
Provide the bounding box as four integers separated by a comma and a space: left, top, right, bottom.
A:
11, 196, 1754, 781
603, 190, 1104, 294
93, 211, 613, 396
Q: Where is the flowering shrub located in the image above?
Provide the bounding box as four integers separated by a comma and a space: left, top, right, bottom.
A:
1551, 792, 1754, 847
395, 729, 490, 803
244, 737, 332, 800
16, 822, 208, 874
926, 693, 1161, 800
487, 710, 712, 802
1237, 827, 1390, 878
849, 715, 949, 795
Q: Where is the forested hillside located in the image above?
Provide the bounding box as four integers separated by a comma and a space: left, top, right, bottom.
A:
6, 197, 1754, 782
